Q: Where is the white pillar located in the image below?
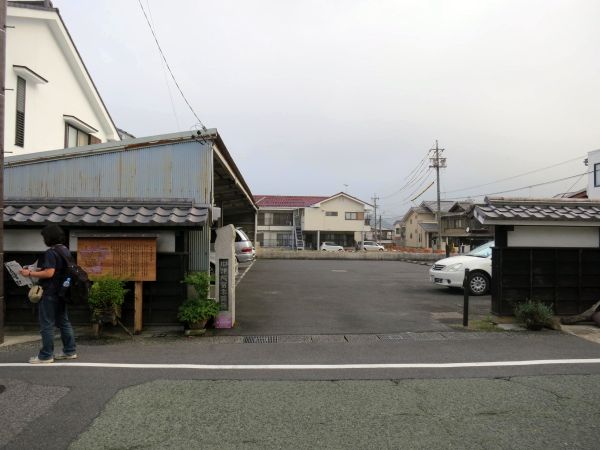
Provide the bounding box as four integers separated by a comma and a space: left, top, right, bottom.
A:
214, 224, 236, 328
317, 230, 320, 250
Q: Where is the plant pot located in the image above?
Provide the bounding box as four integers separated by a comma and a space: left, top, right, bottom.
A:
188, 319, 208, 330
184, 319, 208, 336
93, 305, 121, 325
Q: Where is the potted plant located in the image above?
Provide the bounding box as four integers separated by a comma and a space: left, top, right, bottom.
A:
178, 272, 219, 333
88, 276, 128, 327
514, 299, 554, 331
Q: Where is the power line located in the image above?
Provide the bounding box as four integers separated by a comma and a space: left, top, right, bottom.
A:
443, 155, 585, 195
380, 147, 432, 199
137, 0, 206, 131
446, 170, 592, 200
145, 0, 180, 130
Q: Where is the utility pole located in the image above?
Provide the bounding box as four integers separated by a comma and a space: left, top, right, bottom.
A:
429, 140, 446, 250
371, 194, 379, 241
0, 0, 6, 344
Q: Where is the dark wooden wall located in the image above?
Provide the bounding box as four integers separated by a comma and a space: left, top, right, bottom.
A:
492, 247, 600, 315
4, 252, 187, 326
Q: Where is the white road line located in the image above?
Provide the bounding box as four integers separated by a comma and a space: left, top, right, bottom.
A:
236, 260, 254, 284
1, 359, 600, 369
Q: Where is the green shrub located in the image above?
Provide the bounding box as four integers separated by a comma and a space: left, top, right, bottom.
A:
177, 297, 220, 324
178, 272, 219, 324
183, 272, 210, 300
514, 299, 554, 330
88, 276, 128, 314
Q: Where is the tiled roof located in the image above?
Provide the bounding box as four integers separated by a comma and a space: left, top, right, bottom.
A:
474, 197, 600, 224
4, 198, 208, 226
254, 195, 328, 208
422, 200, 456, 213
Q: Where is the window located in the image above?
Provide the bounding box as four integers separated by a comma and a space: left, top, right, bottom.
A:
65, 124, 92, 148
345, 212, 364, 220
325, 211, 338, 217
595, 163, 600, 187
258, 212, 293, 226
15, 76, 26, 147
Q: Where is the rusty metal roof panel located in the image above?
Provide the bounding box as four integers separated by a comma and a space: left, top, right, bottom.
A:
4, 139, 213, 205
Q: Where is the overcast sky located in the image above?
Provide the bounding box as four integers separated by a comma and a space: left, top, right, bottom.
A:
58, 0, 599, 220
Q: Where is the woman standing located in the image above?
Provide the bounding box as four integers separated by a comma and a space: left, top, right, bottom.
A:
20, 224, 77, 364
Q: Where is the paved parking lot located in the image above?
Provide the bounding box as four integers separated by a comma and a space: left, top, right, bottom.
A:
217, 259, 491, 335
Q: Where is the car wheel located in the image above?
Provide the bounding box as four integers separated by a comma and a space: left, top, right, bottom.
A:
338, 249, 343, 251
468, 272, 490, 296
378, 248, 384, 252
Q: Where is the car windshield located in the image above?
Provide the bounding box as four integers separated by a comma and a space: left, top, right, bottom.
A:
467, 241, 494, 258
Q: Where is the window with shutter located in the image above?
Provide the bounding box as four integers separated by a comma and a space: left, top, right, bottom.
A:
15, 76, 26, 147
65, 124, 92, 148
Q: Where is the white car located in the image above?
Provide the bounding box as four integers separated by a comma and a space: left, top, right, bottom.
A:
429, 241, 493, 296
320, 241, 344, 252
361, 241, 385, 252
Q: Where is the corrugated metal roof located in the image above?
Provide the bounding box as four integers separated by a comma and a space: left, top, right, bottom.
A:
475, 197, 600, 225
4, 198, 208, 226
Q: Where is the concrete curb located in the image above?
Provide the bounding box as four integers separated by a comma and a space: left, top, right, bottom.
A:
257, 249, 440, 263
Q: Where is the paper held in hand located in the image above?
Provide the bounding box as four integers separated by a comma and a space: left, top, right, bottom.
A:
4, 260, 34, 288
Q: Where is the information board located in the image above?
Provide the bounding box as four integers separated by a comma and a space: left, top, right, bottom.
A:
218, 258, 229, 310
77, 238, 157, 281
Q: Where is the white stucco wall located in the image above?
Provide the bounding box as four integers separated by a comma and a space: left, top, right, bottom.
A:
508, 226, 599, 248
5, 7, 118, 155
3, 230, 176, 253
304, 196, 370, 233
588, 149, 600, 200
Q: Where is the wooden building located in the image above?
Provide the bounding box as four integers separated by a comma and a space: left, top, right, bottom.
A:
474, 197, 600, 315
3, 130, 256, 327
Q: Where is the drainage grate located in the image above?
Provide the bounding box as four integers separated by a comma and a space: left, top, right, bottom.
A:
378, 334, 410, 341
243, 336, 279, 344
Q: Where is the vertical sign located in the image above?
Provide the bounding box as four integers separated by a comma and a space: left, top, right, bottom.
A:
218, 258, 229, 310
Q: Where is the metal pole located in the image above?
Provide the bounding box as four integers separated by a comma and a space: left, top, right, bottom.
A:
463, 268, 470, 327
435, 141, 442, 250
0, 0, 6, 344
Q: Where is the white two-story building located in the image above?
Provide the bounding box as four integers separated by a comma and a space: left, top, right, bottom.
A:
255, 192, 372, 250
6, 0, 119, 155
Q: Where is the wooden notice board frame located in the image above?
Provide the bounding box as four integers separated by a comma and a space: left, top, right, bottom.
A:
77, 237, 157, 333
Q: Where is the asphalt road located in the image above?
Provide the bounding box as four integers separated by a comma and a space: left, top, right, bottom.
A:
1, 259, 600, 449
217, 259, 491, 335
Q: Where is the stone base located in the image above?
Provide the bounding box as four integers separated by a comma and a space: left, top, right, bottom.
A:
184, 328, 207, 336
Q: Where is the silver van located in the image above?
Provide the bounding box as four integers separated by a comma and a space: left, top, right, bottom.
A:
234, 228, 256, 262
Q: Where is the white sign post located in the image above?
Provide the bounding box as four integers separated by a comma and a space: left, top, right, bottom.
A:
214, 224, 236, 328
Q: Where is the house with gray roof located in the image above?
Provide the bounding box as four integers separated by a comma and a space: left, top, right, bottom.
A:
475, 193, 600, 315
393, 200, 491, 250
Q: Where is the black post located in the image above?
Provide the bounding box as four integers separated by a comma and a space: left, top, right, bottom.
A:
462, 268, 470, 327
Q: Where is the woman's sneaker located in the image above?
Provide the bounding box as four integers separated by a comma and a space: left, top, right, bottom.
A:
29, 356, 54, 364
54, 352, 78, 360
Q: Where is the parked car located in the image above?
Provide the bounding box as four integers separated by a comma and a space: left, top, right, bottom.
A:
429, 241, 494, 295
358, 241, 385, 251
320, 242, 344, 252
235, 228, 256, 262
